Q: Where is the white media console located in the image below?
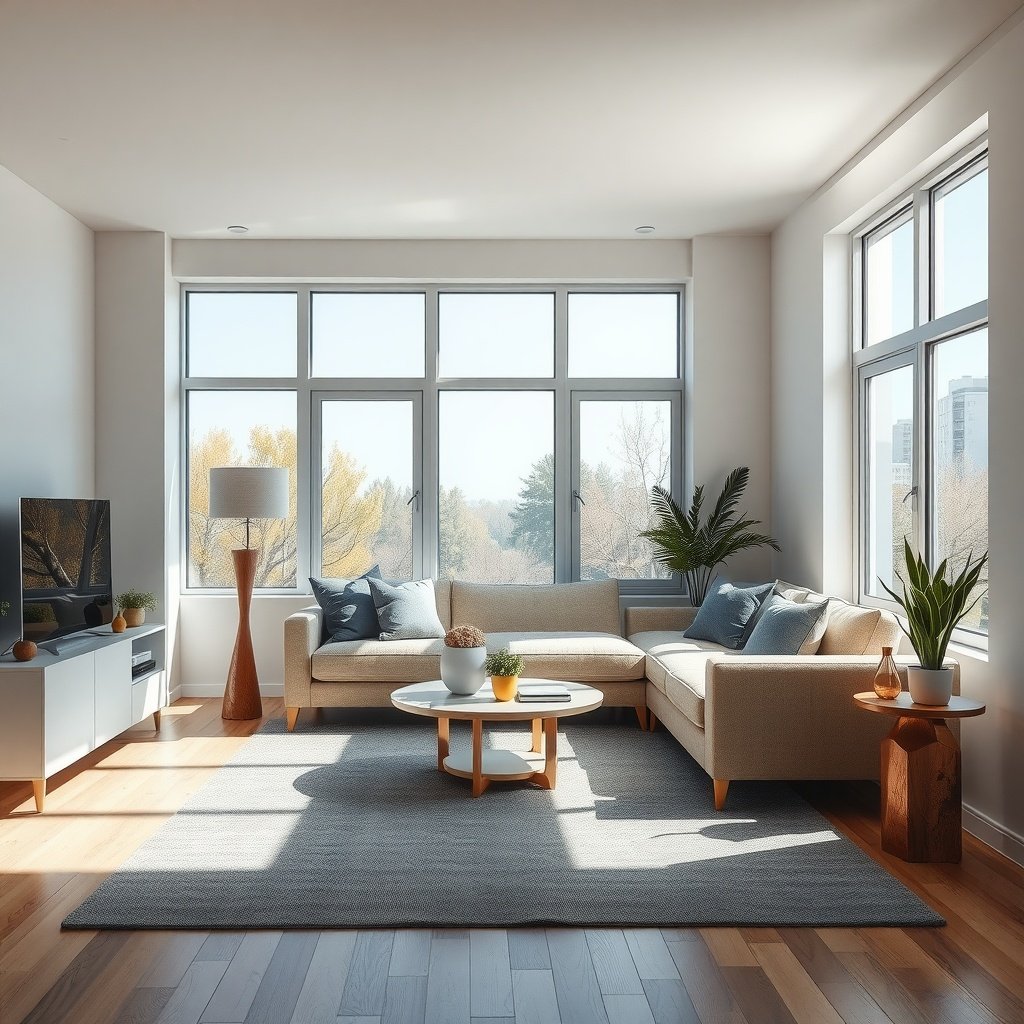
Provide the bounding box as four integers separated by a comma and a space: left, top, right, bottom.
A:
0, 623, 166, 811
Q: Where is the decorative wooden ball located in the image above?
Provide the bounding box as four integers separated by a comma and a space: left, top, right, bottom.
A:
13, 639, 37, 662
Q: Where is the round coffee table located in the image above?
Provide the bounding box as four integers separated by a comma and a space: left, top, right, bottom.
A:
854, 691, 986, 863
391, 680, 603, 797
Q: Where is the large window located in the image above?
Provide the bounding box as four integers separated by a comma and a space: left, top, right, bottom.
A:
854, 142, 988, 640
183, 287, 684, 593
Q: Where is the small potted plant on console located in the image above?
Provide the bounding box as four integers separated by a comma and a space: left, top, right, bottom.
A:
115, 590, 157, 628
441, 624, 487, 695
485, 647, 524, 702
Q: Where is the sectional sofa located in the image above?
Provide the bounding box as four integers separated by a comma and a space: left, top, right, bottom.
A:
284, 578, 934, 809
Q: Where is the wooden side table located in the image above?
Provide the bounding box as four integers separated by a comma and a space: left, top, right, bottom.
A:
854, 692, 985, 863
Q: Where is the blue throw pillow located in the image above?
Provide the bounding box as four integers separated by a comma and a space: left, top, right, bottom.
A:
309, 566, 382, 642
368, 577, 446, 641
683, 579, 775, 649
743, 595, 830, 655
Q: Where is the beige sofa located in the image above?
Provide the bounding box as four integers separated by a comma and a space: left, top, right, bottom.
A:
284, 578, 943, 809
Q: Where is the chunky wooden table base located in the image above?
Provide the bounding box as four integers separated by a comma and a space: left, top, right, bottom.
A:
854, 692, 985, 864
438, 716, 557, 796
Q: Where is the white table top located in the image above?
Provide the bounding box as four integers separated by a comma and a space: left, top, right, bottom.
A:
391, 679, 604, 722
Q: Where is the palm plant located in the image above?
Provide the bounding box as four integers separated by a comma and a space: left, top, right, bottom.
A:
879, 539, 987, 670
640, 467, 779, 606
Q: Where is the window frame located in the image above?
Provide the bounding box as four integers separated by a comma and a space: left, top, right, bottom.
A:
852, 137, 989, 648
181, 283, 686, 595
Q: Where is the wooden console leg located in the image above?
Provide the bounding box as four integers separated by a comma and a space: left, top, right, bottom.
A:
713, 778, 730, 811
32, 780, 45, 813
649, 711, 658, 733
531, 718, 542, 753
635, 705, 648, 731
438, 716, 450, 772
152, 709, 161, 731
471, 718, 488, 797
285, 707, 300, 732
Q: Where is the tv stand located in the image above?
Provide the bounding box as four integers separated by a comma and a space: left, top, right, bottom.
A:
0, 624, 166, 811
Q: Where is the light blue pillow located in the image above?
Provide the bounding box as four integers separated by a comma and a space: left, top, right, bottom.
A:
309, 566, 382, 642
683, 579, 775, 650
368, 578, 446, 641
743, 595, 830, 655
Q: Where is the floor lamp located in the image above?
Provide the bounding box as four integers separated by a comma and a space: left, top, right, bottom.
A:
209, 466, 289, 720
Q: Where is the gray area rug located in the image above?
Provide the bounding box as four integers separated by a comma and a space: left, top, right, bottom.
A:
64, 715, 942, 929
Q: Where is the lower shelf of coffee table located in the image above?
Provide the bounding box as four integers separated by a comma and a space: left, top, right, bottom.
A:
443, 748, 544, 781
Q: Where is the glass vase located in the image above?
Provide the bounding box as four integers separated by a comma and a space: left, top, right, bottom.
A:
873, 646, 901, 700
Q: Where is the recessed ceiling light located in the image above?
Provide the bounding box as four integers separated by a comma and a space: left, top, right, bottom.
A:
227, 224, 249, 234
635, 225, 655, 234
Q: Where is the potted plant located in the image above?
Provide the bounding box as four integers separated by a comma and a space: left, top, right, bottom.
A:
880, 540, 988, 706
486, 648, 524, 702
441, 624, 487, 695
640, 467, 779, 606
115, 590, 157, 628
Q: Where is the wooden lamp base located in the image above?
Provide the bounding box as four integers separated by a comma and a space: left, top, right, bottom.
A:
222, 548, 263, 720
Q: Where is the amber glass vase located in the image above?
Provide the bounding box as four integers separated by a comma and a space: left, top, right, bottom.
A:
873, 646, 901, 700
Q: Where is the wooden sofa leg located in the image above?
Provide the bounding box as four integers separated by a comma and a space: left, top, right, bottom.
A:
635, 705, 648, 731
713, 779, 730, 811
286, 707, 300, 732
648, 711, 658, 733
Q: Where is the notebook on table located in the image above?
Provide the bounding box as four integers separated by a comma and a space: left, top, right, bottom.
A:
515, 683, 572, 703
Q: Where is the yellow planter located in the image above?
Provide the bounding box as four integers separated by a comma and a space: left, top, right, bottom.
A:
490, 675, 518, 702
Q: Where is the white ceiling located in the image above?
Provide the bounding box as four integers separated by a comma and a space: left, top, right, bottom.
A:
0, 0, 1018, 239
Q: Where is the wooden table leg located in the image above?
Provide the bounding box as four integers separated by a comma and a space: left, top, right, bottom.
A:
471, 718, 488, 797
533, 718, 558, 790
437, 716, 450, 772
531, 718, 542, 753
881, 714, 962, 863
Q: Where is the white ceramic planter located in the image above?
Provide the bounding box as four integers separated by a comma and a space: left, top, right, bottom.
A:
907, 665, 954, 706
440, 645, 487, 695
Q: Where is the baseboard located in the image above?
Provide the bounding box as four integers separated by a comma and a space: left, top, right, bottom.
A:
169, 683, 183, 704
963, 803, 1024, 868
180, 683, 284, 698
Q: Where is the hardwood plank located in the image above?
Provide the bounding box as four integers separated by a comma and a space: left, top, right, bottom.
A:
640, 979, 701, 1024
815, 929, 868, 954
603, 992, 656, 1024
339, 932, 395, 1018
424, 933, 470, 1024
290, 931, 358, 1024
194, 933, 244, 963
200, 932, 282, 1023
389, 930, 431, 977
720, 966, 798, 1024
622, 929, 679, 981
155, 961, 229, 1024
337, 1018, 380, 1024
113, 987, 175, 1024
470, 930, 513, 1017
667, 936, 748, 1024
546, 928, 609, 1024
750, 943, 845, 1024
586, 930, 644, 995
838, 953, 931, 1024
139, 932, 210, 989
507, 929, 549, 970
701, 929, 758, 968
660, 928, 699, 943
242, 931, 318, 1024
511, 969, 560, 1024
382, 975, 427, 1024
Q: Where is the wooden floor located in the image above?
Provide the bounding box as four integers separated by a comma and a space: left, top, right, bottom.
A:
1, 700, 1023, 1024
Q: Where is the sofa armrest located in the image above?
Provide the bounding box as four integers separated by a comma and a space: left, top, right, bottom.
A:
701, 655, 960, 780
624, 605, 697, 636
284, 606, 323, 708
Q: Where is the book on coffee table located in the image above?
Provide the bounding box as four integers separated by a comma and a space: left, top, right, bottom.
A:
515, 683, 572, 702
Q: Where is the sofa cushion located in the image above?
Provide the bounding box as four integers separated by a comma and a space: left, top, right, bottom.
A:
683, 579, 775, 649
369, 578, 446, 640
818, 600, 899, 655
484, 632, 645, 682
309, 566, 382, 642
312, 637, 446, 682
451, 580, 621, 635
743, 595, 830, 655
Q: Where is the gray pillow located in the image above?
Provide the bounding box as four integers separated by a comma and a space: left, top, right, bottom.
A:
683, 579, 775, 649
309, 566, 382, 642
368, 577, 445, 641
743, 595, 830, 655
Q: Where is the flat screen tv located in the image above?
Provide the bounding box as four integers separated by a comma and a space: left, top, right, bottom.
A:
20, 498, 113, 646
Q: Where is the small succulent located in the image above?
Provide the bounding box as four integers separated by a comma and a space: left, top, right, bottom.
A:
116, 590, 158, 612
486, 648, 524, 678
444, 624, 486, 649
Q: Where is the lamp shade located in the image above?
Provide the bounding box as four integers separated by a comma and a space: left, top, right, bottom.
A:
209, 467, 289, 519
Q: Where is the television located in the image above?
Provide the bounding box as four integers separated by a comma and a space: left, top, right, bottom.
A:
19, 498, 113, 646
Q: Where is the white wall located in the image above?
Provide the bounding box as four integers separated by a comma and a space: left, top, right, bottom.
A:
771, 13, 1024, 863
0, 165, 94, 649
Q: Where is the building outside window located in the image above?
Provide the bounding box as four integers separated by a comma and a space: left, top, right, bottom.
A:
853, 139, 989, 640
182, 286, 685, 595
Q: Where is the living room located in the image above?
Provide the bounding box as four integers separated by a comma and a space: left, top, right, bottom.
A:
1, 2, 1023, 1022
